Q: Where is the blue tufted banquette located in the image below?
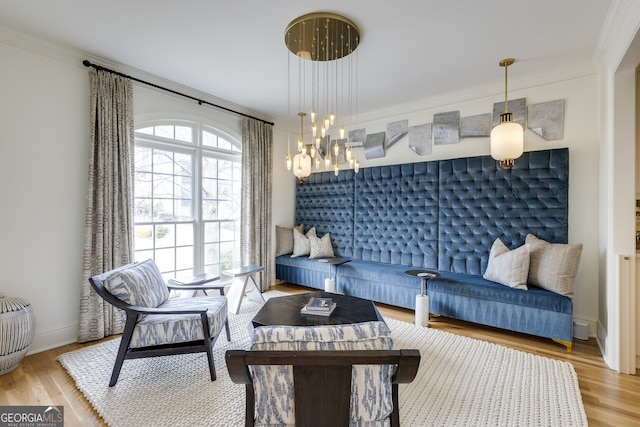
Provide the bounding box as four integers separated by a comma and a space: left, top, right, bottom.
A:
275, 148, 574, 348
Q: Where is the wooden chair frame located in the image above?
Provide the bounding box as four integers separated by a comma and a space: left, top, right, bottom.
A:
89, 274, 230, 387
226, 349, 421, 427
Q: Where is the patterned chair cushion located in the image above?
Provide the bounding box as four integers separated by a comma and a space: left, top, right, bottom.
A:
103, 259, 169, 308
250, 321, 394, 427
130, 296, 227, 348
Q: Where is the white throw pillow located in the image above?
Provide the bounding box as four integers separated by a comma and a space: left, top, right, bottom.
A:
526, 234, 583, 297
291, 227, 316, 257
276, 224, 303, 256
483, 238, 530, 290
309, 233, 335, 259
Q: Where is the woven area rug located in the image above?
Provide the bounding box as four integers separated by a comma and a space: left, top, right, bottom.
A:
58, 293, 587, 426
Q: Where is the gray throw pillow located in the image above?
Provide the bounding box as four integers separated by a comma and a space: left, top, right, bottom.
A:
526, 234, 583, 298
276, 224, 303, 256
309, 233, 335, 259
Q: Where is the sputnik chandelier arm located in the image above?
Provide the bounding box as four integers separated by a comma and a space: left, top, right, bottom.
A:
284, 12, 361, 181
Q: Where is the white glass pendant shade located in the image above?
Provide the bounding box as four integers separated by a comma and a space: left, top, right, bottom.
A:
293, 153, 312, 180
490, 121, 524, 161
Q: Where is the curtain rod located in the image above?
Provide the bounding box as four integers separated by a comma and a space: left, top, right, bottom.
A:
82, 60, 274, 126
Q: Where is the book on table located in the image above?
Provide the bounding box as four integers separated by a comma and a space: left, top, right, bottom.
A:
301, 302, 337, 317
301, 297, 336, 316
305, 297, 333, 311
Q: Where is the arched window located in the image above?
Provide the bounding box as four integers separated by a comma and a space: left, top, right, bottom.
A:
133, 120, 241, 281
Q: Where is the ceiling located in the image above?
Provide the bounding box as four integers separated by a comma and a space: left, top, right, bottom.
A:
0, 1, 613, 127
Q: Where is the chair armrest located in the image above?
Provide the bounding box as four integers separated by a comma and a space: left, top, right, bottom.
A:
166, 283, 224, 291
392, 349, 421, 384
225, 350, 253, 384
123, 305, 208, 316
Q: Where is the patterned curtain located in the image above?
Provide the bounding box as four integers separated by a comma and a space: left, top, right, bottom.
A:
78, 69, 134, 343
240, 118, 273, 290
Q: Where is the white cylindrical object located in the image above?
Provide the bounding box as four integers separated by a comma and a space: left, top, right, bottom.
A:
415, 294, 429, 327
324, 278, 336, 293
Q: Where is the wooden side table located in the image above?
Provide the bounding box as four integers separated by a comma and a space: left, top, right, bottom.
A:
224, 265, 266, 314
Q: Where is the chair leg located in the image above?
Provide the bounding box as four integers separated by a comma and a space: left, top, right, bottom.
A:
201, 313, 217, 381
109, 315, 138, 387
224, 319, 231, 341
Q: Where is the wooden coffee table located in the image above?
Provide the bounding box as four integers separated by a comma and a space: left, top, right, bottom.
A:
252, 291, 384, 328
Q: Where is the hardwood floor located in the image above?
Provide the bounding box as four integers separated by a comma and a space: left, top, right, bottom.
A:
1, 282, 638, 426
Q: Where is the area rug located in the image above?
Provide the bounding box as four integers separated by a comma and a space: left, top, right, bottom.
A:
58, 294, 587, 426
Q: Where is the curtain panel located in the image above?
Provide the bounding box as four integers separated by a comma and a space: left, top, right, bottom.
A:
78, 69, 134, 343
240, 118, 273, 290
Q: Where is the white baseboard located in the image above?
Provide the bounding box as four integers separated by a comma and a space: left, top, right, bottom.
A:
597, 320, 608, 365
28, 323, 79, 355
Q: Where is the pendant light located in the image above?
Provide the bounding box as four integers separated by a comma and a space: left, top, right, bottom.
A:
490, 58, 523, 169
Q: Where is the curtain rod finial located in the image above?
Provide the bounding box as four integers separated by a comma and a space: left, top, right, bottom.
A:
83, 60, 91, 67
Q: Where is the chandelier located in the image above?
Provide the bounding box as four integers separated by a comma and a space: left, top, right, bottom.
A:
284, 12, 361, 182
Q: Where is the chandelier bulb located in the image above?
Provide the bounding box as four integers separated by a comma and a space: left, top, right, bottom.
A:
354, 160, 360, 173
315, 157, 320, 169
286, 154, 292, 171
334, 163, 339, 176
310, 145, 316, 158
345, 146, 352, 161
312, 123, 317, 137
325, 156, 331, 169
333, 141, 340, 157
324, 117, 330, 130
330, 112, 335, 125
310, 110, 316, 123
321, 126, 327, 138
315, 137, 321, 148
339, 126, 345, 139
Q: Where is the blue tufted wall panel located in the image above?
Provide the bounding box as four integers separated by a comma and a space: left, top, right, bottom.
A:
437, 148, 568, 275
295, 169, 355, 257
352, 162, 439, 268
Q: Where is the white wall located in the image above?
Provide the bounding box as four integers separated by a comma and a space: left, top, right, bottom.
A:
272, 74, 601, 332
0, 36, 90, 352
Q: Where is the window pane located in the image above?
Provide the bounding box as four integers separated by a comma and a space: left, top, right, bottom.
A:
175, 126, 192, 143
218, 137, 231, 150
203, 200, 218, 220
218, 180, 232, 200
137, 127, 153, 135
219, 160, 233, 180
176, 223, 194, 246
204, 242, 219, 265
175, 199, 192, 221
204, 222, 219, 243
153, 149, 174, 174
134, 225, 153, 250
155, 224, 175, 248
202, 130, 217, 147
135, 172, 152, 198
134, 198, 152, 222
202, 178, 217, 200
176, 246, 194, 270
174, 176, 191, 200
202, 157, 217, 178
156, 125, 173, 139
155, 248, 175, 272
134, 250, 154, 262
218, 201, 234, 220
135, 146, 152, 172
220, 221, 234, 241
153, 174, 174, 198
174, 153, 192, 177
